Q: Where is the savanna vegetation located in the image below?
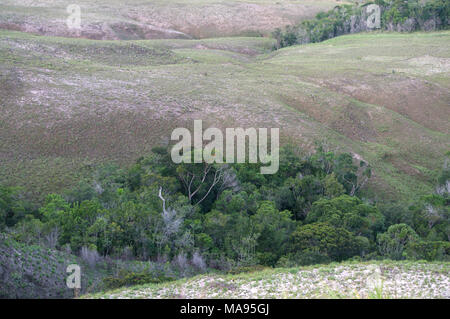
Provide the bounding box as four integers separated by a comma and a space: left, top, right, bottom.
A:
0, 0, 449, 299
1, 145, 448, 297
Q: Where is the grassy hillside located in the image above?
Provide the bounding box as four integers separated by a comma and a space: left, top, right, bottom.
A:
0, 30, 448, 201
84, 260, 450, 299
0, 0, 341, 39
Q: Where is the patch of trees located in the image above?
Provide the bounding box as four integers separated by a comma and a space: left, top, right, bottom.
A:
272, 0, 450, 49
0, 145, 449, 275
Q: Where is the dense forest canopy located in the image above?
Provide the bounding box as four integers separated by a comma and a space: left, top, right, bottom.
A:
1, 145, 449, 276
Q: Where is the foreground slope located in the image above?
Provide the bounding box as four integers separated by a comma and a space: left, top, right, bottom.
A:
0, 235, 95, 298
0, 30, 449, 200
0, 235, 164, 298
85, 261, 450, 299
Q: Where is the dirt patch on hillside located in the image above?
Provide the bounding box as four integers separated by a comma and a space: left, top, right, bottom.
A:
125, 2, 327, 38
317, 75, 450, 134
0, 67, 25, 106
280, 91, 378, 143
407, 55, 450, 75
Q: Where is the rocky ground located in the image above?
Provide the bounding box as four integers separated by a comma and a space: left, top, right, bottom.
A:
85, 261, 450, 299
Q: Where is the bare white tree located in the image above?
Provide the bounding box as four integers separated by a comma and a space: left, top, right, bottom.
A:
157, 187, 184, 255
80, 246, 101, 268
232, 233, 259, 266
343, 162, 371, 196
192, 251, 207, 272
45, 227, 59, 249
217, 166, 240, 196
178, 163, 226, 206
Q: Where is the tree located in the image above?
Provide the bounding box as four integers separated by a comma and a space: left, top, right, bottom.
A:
203, 209, 230, 251
306, 195, 384, 240
408, 194, 450, 241
214, 190, 258, 215
436, 151, 449, 197
324, 173, 345, 198
13, 215, 44, 245
272, 28, 283, 49
310, 144, 335, 175
334, 153, 371, 196
157, 187, 184, 255
176, 159, 227, 209
377, 223, 419, 260
155, 187, 196, 258
251, 201, 295, 265
290, 222, 360, 261
278, 175, 325, 220
40, 194, 70, 223
0, 185, 26, 228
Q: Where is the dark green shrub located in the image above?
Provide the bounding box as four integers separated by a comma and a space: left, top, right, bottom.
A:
103, 269, 174, 290
227, 265, 268, 275
405, 241, 450, 261
377, 223, 419, 260
0, 184, 26, 228
290, 222, 361, 261
277, 251, 331, 267
306, 195, 384, 240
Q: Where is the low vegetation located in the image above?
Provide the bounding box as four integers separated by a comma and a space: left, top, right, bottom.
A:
85, 260, 450, 299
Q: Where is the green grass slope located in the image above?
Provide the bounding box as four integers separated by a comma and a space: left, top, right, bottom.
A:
0, 30, 449, 201
84, 260, 450, 299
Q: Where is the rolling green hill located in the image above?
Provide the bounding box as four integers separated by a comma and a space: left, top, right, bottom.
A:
0, 30, 449, 201
0, 0, 341, 39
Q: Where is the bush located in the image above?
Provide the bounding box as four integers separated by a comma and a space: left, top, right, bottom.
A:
103, 269, 173, 290
277, 251, 331, 267
290, 222, 361, 261
192, 251, 207, 272
0, 185, 26, 229
306, 195, 384, 240
227, 265, 268, 275
405, 241, 450, 261
377, 224, 419, 260
80, 245, 101, 268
